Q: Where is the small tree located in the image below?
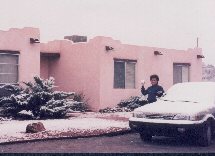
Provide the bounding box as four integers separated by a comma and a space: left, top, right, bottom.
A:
0, 76, 82, 119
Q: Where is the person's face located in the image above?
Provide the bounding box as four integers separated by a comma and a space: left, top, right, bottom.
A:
150, 78, 158, 86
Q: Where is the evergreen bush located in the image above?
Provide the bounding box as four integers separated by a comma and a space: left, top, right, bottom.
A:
99, 96, 148, 113
0, 76, 82, 119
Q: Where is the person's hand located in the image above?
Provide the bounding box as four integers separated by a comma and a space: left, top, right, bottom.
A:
141, 80, 145, 86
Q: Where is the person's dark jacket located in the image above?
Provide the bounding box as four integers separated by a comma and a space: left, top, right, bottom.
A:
141, 84, 164, 103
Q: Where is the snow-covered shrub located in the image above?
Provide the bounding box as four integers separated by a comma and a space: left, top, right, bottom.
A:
202, 64, 215, 81
118, 96, 140, 108
73, 92, 90, 112
0, 76, 81, 119
17, 110, 34, 120
118, 96, 147, 110
0, 84, 22, 98
99, 96, 147, 113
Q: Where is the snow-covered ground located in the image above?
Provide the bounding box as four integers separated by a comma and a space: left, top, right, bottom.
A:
75, 111, 133, 119
0, 112, 132, 143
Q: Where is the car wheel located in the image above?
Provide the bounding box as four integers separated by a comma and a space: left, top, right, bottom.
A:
139, 132, 152, 142
199, 122, 212, 146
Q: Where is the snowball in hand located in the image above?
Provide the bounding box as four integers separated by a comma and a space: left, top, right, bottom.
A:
141, 80, 145, 85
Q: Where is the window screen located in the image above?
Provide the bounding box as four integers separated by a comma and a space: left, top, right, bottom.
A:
114, 60, 136, 89
0, 54, 19, 84
173, 64, 189, 84
125, 62, 135, 88
114, 61, 125, 88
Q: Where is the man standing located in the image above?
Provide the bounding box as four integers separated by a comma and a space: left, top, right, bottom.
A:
141, 74, 164, 103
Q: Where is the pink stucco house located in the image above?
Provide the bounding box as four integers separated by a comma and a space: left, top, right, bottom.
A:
0, 27, 203, 111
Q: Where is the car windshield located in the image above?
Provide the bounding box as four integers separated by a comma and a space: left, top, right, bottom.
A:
160, 82, 215, 104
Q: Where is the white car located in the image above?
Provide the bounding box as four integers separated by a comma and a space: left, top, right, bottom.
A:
129, 82, 215, 146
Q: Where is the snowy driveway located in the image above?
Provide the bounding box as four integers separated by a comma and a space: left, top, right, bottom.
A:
0, 112, 132, 143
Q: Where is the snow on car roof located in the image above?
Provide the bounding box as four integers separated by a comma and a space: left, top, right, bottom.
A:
162, 82, 215, 104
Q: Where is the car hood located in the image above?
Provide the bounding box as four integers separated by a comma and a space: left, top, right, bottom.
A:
135, 99, 214, 115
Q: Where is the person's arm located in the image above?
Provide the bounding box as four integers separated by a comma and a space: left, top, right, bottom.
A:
156, 86, 164, 97
141, 86, 148, 95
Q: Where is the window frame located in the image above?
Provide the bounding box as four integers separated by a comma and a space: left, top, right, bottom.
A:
173, 63, 190, 84
113, 58, 137, 89
0, 52, 19, 85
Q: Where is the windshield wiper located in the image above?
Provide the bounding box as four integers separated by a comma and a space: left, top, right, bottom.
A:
177, 100, 198, 103
159, 99, 198, 103
159, 98, 175, 102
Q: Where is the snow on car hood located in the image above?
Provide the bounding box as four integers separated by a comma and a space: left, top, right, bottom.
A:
134, 82, 215, 116
135, 99, 214, 115
162, 82, 215, 104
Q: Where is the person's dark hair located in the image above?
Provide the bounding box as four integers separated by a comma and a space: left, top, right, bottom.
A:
150, 74, 159, 81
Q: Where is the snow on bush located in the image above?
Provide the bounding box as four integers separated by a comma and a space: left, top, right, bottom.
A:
202, 64, 215, 81
99, 96, 148, 113
73, 92, 90, 112
0, 76, 84, 119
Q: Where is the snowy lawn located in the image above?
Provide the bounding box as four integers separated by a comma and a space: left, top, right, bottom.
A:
0, 112, 132, 143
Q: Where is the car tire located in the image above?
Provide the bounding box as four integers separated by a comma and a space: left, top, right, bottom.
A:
198, 122, 212, 147
139, 132, 152, 142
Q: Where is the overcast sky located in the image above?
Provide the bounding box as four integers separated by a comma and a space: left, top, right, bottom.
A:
0, 0, 215, 65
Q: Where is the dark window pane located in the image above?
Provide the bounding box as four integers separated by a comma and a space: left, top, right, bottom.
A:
173, 65, 182, 84
125, 62, 135, 88
114, 61, 125, 88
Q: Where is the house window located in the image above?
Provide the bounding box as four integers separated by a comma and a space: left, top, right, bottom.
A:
114, 59, 136, 89
0, 53, 19, 84
173, 63, 190, 84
